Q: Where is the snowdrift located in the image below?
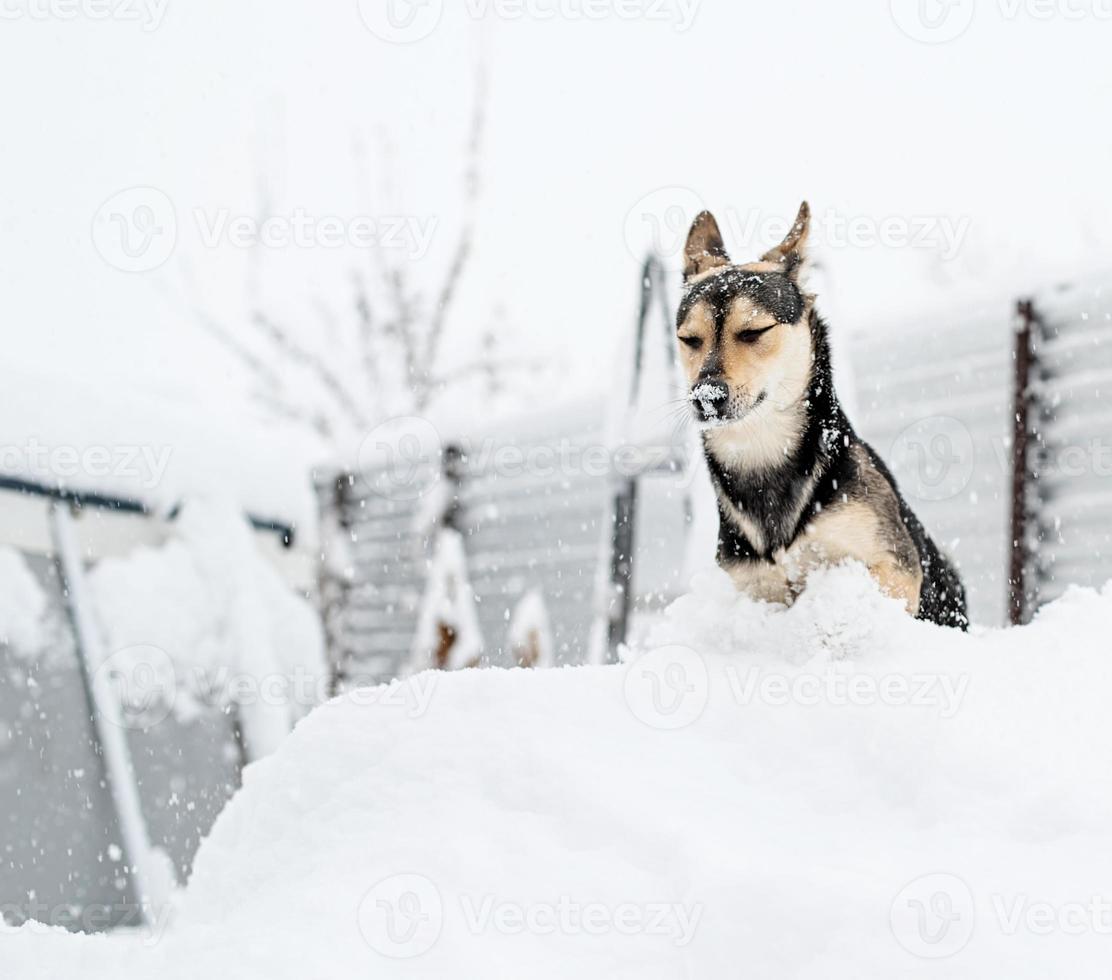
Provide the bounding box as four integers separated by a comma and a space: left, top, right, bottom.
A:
8, 565, 1112, 979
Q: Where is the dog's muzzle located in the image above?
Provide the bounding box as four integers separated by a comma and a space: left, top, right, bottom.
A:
691, 381, 729, 422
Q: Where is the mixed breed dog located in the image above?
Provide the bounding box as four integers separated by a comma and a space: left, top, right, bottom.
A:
678, 202, 968, 629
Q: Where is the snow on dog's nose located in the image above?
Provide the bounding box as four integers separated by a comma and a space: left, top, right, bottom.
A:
691, 381, 728, 421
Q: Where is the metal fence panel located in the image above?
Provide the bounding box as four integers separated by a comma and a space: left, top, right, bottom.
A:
849, 314, 1014, 626
0, 554, 138, 930
459, 461, 610, 667
125, 714, 240, 883
338, 468, 438, 682
1, 543, 245, 932
333, 424, 695, 681
1032, 280, 1112, 604
341, 452, 611, 678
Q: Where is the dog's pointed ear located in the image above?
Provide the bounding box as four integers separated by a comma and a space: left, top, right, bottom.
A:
762, 201, 811, 272
684, 211, 730, 281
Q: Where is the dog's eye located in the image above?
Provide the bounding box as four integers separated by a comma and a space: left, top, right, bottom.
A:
679, 336, 703, 351
736, 326, 774, 345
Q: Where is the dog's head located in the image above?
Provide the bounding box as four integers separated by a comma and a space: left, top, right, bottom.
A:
677, 202, 814, 427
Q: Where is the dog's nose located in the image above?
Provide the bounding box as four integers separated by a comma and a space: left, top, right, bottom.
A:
691, 381, 728, 420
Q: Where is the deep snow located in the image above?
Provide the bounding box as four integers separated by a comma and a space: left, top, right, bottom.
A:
7, 564, 1112, 978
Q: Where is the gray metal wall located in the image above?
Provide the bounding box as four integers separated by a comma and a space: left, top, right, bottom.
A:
339, 473, 438, 683
0, 554, 139, 930
0, 547, 240, 933
460, 462, 610, 667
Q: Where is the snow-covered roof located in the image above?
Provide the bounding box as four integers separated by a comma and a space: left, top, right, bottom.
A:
0, 362, 322, 535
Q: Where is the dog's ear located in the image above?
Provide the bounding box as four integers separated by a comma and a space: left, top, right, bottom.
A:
762, 201, 810, 274
684, 211, 730, 281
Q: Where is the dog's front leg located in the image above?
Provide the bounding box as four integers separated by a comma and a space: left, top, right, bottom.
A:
868, 558, 923, 616
724, 559, 793, 606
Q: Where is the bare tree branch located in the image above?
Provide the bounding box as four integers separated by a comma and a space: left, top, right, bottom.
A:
250, 311, 372, 431
181, 55, 504, 446
350, 270, 383, 395
420, 62, 488, 375
158, 267, 337, 441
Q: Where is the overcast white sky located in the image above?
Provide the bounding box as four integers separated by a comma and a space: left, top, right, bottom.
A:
2, 0, 1110, 449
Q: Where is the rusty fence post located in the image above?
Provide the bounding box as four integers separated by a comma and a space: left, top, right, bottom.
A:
1009, 298, 1048, 625
318, 471, 355, 695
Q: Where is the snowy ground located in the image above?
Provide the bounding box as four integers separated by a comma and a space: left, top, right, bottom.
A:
7, 564, 1112, 978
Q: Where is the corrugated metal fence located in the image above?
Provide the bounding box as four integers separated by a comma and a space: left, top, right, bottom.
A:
1014, 279, 1112, 615
850, 277, 1112, 627
325, 258, 691, 686
1, 490, 294, 934
849, 310, 1015, 626
328, 272, 1112, 685
325, 413, 693, 686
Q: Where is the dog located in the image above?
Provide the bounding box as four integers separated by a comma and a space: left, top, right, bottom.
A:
677, 202, 968, 629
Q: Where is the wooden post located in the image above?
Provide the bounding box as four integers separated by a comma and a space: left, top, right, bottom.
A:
410, 443, 482, 672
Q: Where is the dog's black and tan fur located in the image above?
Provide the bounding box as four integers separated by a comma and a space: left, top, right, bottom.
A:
678, 202, 967, 628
